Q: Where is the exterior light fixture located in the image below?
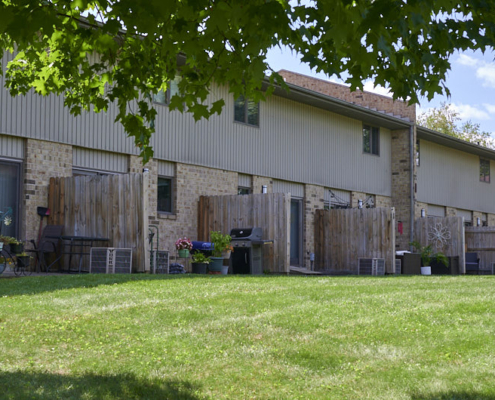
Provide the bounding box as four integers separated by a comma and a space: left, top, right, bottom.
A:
421, 208, 426, 218
477, 217, 481, 226
262, 185, 267, 194
358, 199, 363, 209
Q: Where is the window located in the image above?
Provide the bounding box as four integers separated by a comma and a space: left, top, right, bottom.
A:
153, 78, 181, 105
480, 158, 490, 183
72, 168, 116, 177
158, 177, 173, 213
416, 139, 420, 167
238, 187, 251, 195
363, 125, 379, 155
234, 95, 259, 127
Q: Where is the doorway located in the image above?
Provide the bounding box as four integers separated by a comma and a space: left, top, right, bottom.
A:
0, 160, 21, 237
290, 199, 303, 266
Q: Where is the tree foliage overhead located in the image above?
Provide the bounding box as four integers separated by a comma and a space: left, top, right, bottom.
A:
418, 102, 494, 149
0, 0, 494, 161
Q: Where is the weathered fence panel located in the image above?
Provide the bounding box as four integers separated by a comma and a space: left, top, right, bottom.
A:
48, 174, 148, 272
465, 226, 495, 273
414, 217, 465, 273
314, 208, 396, 274
198, 193, 290, 273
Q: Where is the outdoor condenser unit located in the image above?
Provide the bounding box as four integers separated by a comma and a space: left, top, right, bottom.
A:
90, 248, 133, 274
358, 258, 385, 276
395, 258, 401, 275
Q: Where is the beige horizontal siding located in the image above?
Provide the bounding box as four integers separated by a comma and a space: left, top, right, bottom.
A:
0, 134, 23, 159
417, 140, 495, 213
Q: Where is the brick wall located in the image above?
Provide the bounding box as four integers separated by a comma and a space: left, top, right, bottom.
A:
391, 128, 415, 250
375, 195, 392, 208
279, 70, 416, 121
23, 139, 72, 241
148, 162, 238, 259
303, 184, 324, 269
446, 207, 457, 217
252, 176, 273, 194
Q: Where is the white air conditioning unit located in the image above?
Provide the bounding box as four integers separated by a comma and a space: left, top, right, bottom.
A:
90, 248, 133, 274
358, 258, 385, 276
151, 250, 169, 274
395, 259, 401, 275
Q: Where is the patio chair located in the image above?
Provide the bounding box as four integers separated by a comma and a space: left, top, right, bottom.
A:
26, 225, 64, 272
465, 252, 480, 275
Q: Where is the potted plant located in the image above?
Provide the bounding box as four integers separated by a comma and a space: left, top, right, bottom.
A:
0, 236, 24, 254
210, 231, 232, 272
175, 237, 193, 258
0, 255, 6, 274
410, 241, 448, 275
191, 252, 210, 274
15, 252, 32, 270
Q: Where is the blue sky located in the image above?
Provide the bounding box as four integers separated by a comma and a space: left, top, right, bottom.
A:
266, 48, 495, 135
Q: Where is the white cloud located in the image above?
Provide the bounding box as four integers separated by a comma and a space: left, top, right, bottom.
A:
452, 103, 490, 120
476, 64, 495, 89
363, 81, 393, 97
483, 103, 495, 114
456, 54, 479, 67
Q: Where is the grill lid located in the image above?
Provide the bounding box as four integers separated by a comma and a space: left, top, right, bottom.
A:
230, 227, 263, 241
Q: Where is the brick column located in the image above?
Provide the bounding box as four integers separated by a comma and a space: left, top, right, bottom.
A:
303, 184, 324, 269
391, 126, 416, 250
23, 139, 72, 241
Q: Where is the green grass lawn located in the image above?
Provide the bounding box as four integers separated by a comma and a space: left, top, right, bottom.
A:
1, 274, 494, 399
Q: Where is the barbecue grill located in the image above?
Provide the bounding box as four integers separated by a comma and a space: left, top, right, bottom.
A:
229, 227, 273, 274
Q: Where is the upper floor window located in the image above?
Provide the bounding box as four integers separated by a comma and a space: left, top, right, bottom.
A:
234, 95, 259, 127
480, 158, 490, 183
363, 125, 379, 155
153, 78, 181, 105
415, 139, 420, 167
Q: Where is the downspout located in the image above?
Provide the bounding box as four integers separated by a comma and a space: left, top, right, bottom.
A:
409, 124, 415, 251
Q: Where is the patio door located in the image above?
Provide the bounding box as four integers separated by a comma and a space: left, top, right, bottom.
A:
290, 199, 302, 266
0, 160, 21, 237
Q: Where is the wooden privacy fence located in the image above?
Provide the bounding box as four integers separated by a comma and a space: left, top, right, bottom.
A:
414, 216, 465, 273
198, 193, 290, 273
314, 208, 396, 274
465, 226, 495, 272
48, 174, 149, 272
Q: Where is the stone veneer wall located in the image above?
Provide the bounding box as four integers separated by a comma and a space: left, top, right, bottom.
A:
138, 160, 238, 260
278, 70, 416, 121
23, 139, 72, 241
304, 184, 324, 269
391, 127, 415, 250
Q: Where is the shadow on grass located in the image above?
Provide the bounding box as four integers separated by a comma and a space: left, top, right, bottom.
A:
0, 273, 191, 297
0, 371, 201, 399
411, 392, 495, 400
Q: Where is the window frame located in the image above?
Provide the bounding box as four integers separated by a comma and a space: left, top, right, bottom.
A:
480, 158, 490, 183
0, 158, 21, 238
157, 176, 174, 214
362, 124, 380, 156
153, 77, 181, 106
234, 95, 260, 127
238, 186, 251, 195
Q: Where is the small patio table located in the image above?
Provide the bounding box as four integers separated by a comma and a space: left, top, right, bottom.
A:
46, 235, 110, 273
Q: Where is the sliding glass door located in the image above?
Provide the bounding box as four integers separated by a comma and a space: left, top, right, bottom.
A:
0, 161, 21, 238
